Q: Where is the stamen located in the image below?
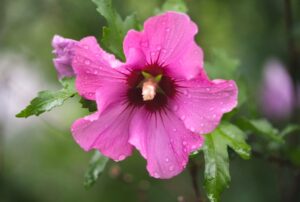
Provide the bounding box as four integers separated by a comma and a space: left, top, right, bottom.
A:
142, 79, 157, 101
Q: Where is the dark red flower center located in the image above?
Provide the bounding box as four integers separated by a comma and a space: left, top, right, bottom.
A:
126, 63, 177, 111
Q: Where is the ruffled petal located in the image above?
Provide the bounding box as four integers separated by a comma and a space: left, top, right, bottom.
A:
71, 105, 135, 161
123, 11, 203, 79
52, 35, 77, 79
129, 108, 204, 179
72, 36, 126, 100
170, 78, 238, 135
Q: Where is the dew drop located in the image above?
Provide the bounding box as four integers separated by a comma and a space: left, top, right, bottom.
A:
206, 88, 210, 92
182, 141, 187, 146
173, 105, 179, 111
165, 27, 170, 32
183, 90, 188, 95
165, 158, 169, 162
153, 172, 160, 178
84, 59, 91, 65
118, 155, 125, 161
190, 127, 195, 132
169, 166, 174, 171
173, 128, 177, 132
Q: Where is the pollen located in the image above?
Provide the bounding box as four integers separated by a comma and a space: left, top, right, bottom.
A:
142, 79, 158, 101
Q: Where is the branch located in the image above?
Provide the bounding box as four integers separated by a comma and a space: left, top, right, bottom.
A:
189, 158, 204, 202
252, 150, 299, 169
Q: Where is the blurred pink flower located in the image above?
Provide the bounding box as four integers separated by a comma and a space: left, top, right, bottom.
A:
52, 35, 77, 79
261, 59, 294, 120
70, 12, 238, 178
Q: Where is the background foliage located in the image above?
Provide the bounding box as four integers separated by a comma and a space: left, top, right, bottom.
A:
0, 0, 300, 201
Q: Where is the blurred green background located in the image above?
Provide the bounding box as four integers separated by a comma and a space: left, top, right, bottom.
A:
0, 0, 300, 201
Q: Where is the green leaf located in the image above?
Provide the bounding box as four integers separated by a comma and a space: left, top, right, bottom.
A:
92, 0, 139, 60
79, 98, 97, 112
218, 123, 251, 159
16, 78, 76, 118
84, 151, 109, 188
280, 124, 300, 137
203, 123, 251, 202
159, 0, 188, 13
237, 118, 284, 143
203, 131, 230, 202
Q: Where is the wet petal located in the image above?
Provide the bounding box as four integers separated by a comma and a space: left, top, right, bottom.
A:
123, 11, 203, 79
71, 103, 134, 161
170, 78, 238, 135
72, 36, 125, 100
129, 108, 204, 179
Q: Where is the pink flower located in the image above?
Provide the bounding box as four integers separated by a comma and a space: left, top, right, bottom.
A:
52, 35, 77, 79
71, 12, 238, 179
261, 59, 294, 120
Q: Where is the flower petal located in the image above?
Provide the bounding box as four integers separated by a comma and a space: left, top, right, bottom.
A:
72, 36, 125, 100
170, 78, 238, 135
71, 104, 134, 161
129, 108, 204, 179
52, 35, 77, 79
123, 11, 203, 79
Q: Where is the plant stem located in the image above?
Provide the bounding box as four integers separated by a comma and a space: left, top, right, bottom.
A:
189, 159, 203, 202
252, 150, 298, 169
283, 0, 299, 83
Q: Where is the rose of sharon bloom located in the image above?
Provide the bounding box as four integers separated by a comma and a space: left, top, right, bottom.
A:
261, 59, 294, 120
70, 12, 238, 179
52, 35, 77, 79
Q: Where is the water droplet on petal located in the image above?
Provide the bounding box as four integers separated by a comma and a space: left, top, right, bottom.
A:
165, 158, 169, 162
183, 90, 188, 95
169, 166, 174, 171
153, 172, 160, 178
190, 127, 195, 132
182, 141, 187, 146
118, 155, 125, 161
165, 27, 170, 32
206, 88, 210, 92
173, 128, 177, 132
84, 59, 91, 65
173, 105, 178, 111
